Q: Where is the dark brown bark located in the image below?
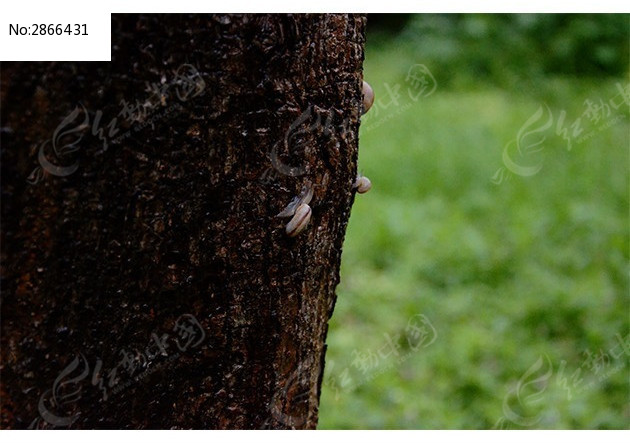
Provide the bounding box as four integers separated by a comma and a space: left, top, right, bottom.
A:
0, 14, 366, 429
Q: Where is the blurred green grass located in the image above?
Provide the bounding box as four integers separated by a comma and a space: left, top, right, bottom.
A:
318, 20, 629, 429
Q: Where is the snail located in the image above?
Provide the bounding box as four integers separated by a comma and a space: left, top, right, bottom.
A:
285, 203, 312, 237
277, 184, 314, 237
353, 175, 371, 194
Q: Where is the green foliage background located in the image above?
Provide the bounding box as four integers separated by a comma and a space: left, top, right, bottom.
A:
318, 14, 630, 429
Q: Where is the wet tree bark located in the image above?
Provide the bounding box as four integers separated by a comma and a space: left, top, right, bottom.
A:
0, 14, 366, 429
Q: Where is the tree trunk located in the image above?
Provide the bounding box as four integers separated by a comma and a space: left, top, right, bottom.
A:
0, 13, 366, 429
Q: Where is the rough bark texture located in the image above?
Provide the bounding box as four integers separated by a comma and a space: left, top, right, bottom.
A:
0, 14, 366, 429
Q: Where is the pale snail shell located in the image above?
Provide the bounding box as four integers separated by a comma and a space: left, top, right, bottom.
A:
353, 176, 372, 194
285, 203, 312, 237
